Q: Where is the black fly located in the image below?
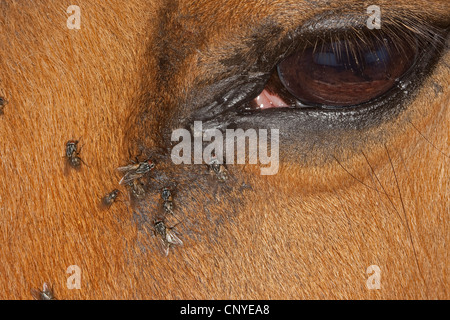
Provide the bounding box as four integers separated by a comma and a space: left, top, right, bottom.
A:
207, 157, 228, 182
161, 187, 174, 215
128, 179, 146, 199
117, 159, 155, 185
100, 189, 120, 209
64, 139, 86, 173
153, 219, 183, 256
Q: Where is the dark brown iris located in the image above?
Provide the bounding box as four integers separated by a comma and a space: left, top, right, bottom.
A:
277, 32, 417, 106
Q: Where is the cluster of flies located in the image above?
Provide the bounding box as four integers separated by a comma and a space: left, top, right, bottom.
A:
2, 91, 229, 295
1, 96, 228, 297
30, 138, 231, 297
116, 158, 183, 255
64, 141, 229, 255
116, 158, 187, 256
153, 187, 183, 256
63, 140, 188, 256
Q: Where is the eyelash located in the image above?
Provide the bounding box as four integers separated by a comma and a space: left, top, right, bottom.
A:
245, 16, 446, 110
188, 12, 448, 139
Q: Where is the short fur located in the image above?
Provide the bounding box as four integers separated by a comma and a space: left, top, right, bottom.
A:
0, 0, 448, 299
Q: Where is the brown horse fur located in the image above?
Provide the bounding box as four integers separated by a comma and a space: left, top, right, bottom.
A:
0, 0, 448, 299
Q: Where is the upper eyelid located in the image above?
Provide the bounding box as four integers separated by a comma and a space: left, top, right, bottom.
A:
206, 9, 447, 81
299, 12, 371, 34
214, 12, 440, 89
294, 15, 442, 47
287, 10, 443, 47
189, 10, 447, 121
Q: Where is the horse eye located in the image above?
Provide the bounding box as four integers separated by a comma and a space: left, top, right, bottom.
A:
276, 31, 417, 107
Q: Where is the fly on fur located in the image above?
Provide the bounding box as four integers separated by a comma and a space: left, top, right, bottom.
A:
64, 139, 86, 173
153, 219, 183, 256
100, 189, 120, 208
31, 282, 56, 300
117, 159, 155, 185
207, 157, 228, 182
161, 187, 174, 215
129, 179, 146, 199
128, 180, 145, 199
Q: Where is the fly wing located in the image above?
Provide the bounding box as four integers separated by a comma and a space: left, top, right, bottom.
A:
99, 196, 111, 210
63, 158, 70, 176
41, 283, 54, 300
155, 236, 170, 256
119, 171, 143, 185
117, 164, 136, 172
166, 229, 183, 247
31, 288, 42, 300
163, 201, 174, 215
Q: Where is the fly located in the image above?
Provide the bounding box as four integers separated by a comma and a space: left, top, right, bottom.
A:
31, 282, 56, 300
129, 179, 146, 199
117, 159, 155, 185
208, 157, 228, 182
161, 187, 174, 215
100, 189, 120, 208
153, 219, 183, 256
